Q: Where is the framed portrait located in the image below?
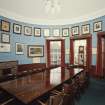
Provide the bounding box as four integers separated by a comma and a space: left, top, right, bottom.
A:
16, 43, 24, 54
1, 33, 10, 43
93, 21, 102, 32
13, 23, 22, 34
71, 26, 79, 36
53, 29, 60, 37
82, 24, 90, 35
28, 45, 44, 57
79, 46, 84, 53
24, 26, 32, 36
0, 43, 10, 52
1, 20, 10, 32
44, 29, 50, 37
62, 28, 69, 37
34, 28, 41, 37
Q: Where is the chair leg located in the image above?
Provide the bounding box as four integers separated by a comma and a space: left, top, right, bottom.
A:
37, 100, 47, 105
1, 98, 14, 105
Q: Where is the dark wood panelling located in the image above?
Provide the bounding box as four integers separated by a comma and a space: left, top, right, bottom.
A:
17, 63, 58, 74
0, 61, 18, 77
17, 63, 46, 73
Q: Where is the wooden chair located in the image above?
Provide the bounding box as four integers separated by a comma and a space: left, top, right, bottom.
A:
38, 90, 64, 105
62, 83, 75, 105
38, 100, 48, 105
79, 72, 86, 92
78, 71, 89, 93
71, 78, 81, 100
0, 98, 14, 105
52, 86, 75, 105
0, 89, 14, 105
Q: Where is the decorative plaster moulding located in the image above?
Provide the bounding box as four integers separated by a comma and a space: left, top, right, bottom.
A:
46, 36, 65, 40
0, 8, 105, 25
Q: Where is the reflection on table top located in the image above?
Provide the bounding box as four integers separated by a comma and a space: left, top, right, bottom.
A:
0, 67, 83, 104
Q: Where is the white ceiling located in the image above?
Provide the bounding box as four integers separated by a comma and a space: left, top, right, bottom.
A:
0, 0, 105, 25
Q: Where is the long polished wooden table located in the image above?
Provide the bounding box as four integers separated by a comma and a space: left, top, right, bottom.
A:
0, 67, 83, 105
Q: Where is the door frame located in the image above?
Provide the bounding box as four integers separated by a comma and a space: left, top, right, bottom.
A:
70, 35, 92, 71
46, 39, 65, 67
96, 32, 105, 77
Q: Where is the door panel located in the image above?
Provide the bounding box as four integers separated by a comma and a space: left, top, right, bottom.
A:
96, 32, 105, 77
50, 41, 61, 65
70, 35, 92, 71
102, 38, 105, 76
46, 39, 65, 67
74, 40, 86, 66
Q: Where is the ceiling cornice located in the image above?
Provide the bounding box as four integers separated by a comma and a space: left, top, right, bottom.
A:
0, 8, 105, 25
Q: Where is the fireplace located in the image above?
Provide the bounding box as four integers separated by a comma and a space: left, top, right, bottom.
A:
0, 61, 18, 77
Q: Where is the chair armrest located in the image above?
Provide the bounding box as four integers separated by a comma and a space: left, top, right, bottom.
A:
1, 98, 14, 105
37, 100, 47, 105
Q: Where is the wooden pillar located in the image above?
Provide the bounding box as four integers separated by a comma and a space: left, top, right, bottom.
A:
61, 39, 65, 67
70, 38, 74, 64
96, 35, 102, 77
46, 40, 50, 67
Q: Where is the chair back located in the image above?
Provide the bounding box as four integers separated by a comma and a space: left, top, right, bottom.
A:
49, 93, 63, 105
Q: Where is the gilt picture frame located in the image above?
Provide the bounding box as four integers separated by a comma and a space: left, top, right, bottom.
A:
24, 26, 32, 36
62, 28, 69, 37
1, 33, 10, 43
16, 43, 24, 54
44, 29, 50, 37
53, 29, 60, 37
82, 24, 90, 35
34, 28, 41, 37
0, 43, 10, 52
13, 23, 22, 34
1, 20, 10, 32
71, 26, 79, 36
28, 45, 44, 57
93, 21, 102, 32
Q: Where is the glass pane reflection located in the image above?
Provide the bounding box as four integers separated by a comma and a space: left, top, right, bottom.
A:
50, 67, 61, 85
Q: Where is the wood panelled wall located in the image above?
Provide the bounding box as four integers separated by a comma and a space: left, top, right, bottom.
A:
18, 63, 46, 72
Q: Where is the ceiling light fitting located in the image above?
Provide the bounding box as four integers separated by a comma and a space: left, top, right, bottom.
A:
44, 0, 61, 14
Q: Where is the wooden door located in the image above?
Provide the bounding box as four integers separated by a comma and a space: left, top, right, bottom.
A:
102, 38, 105, 76
70, 35, 92, 71
96, 32, 105, 77
46, 39, 65, 67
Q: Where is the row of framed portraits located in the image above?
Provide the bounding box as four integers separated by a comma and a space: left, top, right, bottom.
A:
71, 21, 102, 36
0, 19, 102, 37
44, 21, 102, 37
0, 42, 44, 58
0, 20, 41, 36
16, 43, 44, 57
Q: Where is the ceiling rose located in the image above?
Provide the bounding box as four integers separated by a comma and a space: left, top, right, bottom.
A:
44, 0, 61, 14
